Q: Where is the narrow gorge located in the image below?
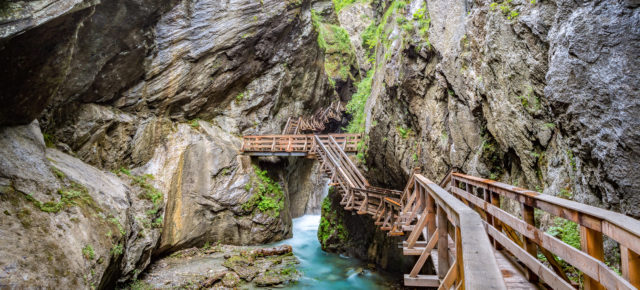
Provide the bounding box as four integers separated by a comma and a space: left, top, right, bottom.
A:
0, 0, 638, 289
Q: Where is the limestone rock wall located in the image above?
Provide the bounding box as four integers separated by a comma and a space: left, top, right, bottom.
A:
0, 0, 339, 288
353, 0, 639, 218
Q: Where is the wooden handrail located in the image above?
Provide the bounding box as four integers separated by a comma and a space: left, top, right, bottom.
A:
409, 174, 506, 289
451, 172, 640, 289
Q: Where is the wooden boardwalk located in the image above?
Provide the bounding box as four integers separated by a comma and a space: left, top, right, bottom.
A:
241, 133, 640, 289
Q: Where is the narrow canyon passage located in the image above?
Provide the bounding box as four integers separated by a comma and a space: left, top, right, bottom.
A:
1, 0, 639, 289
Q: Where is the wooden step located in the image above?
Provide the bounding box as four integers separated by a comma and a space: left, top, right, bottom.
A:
403, 274, 439, 287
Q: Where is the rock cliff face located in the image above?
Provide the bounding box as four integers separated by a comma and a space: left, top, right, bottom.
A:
316, 0, 638, 272
349, 0, 639, 218
0, 0, 339, 288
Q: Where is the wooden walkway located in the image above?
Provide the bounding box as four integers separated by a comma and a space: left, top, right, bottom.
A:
240, 133, 640, 289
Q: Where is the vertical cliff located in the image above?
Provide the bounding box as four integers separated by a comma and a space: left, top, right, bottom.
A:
0, 0, 342, 288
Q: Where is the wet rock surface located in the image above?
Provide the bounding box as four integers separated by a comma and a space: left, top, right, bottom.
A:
138, 245, 300, 289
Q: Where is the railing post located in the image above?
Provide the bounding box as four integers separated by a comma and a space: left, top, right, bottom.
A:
580, 226, 605, 290
521, 203, 539, 283
426, 190, 436, 239
621, 246, 640, 288
437, 205, 450, 279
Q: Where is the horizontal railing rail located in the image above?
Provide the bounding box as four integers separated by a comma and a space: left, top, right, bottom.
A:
450, 172, 640, 289
240, 134, 361, 154
400, 174, 507, 289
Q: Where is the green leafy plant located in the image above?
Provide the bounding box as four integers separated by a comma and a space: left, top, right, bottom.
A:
189, 119, 200, 128
397, 126, 412, 139
82, 245, 95, 260
111, 244, 124, 256
242, 165, 284, 217
345, 69, 374, 133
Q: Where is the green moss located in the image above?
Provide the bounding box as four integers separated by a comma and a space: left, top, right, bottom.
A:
109, 217, 126, 236
311, 10, 356, 81
23, 183, 96, 214
51, 167, 65, 180
43, 133, 56, 148
110, 244, 124, 256
151, 217, 163, 228
189, 119, 200, 128
396, 125, 412, 139
318, 191, 349, 248
82, 245, 95, 260
344, 69, 374, 133
235, 92, 244, 103
242, 165, 284, 217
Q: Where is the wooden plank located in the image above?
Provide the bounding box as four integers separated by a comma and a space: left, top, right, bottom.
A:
521, 203, 539, 283
485, 224, 573, 290
580, 225, 605, 290
409, 231, 439, 277
621, 246, 640, 288
437, 205, 450, 280
404, 274, 439, 287
438, 261, 458, 290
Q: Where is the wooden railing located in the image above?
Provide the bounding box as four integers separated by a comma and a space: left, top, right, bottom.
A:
448, 173, 640, 290
398, 173, 507, 289
240, 134, 361, 155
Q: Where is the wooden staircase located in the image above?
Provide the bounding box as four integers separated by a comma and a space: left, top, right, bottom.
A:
240, 131, 640, 289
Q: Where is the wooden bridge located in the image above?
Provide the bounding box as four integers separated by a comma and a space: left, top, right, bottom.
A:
240, 133, 640, 289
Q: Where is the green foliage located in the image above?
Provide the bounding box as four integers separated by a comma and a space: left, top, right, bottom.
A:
543, 123, 555, 129
567, 150, 577, 171
43, 133, 56, 148
51, 167, 65, 179
151, 217, 163, 228
490, 1, 519, 20
189, 119, 200, 128
109, 217, 126, 236
242, 165, 284, 217
311, 10, 355, 81
131, 174, 163, 206
397, 125, 412, 139
345, 69, 374, 133
111, 244, 124, 256
548, 218, 581, 250
558, 188, 573, 199
412, 6, 431, 47
128, 279, 153, 290
24, 183, 94, 214
440, 130, 448, 143
235, 92, 244, 102
119, 167, 131, 176
331, 0, 355, 13
82, 245, 95, 260
318, 193, 348, 246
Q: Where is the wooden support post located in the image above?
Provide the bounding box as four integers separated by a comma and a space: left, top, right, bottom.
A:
455, 226, 465, 290
437, 205, 450, 280
521, 203, 539, 283
426, 192, 436, 240
490, 192, 503, 250
483, 188, 495, 245
580, 226, 605, 290
621, 246, 640, 288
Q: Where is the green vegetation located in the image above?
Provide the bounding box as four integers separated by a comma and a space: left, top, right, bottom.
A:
43, 133, 56, 148
331, 0, 354, 13
235, 92, 244, 102
544, 217, 582, 283
128, 279, 153, 290
109, 217, 126, 236
189, 119, 200, 128
111, 244, 124, 256
151, 217, 163, 228
311, 10, 356, 81
558, 187, 573, 199
82, 245, 95, 260
345, 69, 374, 133
517, 86, 541, 113
490, 0, 519, 20
397, 125, 412, 139
481, 130, 503, 180
51, 167, 65, 179
24, 183, 95, 214
119, 168, 164, 221
242, 165, 284, 217
567, 150, 577, 171
412, 6, 431, 48
543, 122, 555, 129
440, 130, 448, 144
318, 195, 348, 245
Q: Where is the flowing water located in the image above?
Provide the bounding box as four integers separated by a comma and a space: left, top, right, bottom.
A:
273, 215, 398, 289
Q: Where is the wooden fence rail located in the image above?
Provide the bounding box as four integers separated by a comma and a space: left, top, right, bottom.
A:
448, 173, 640, 290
